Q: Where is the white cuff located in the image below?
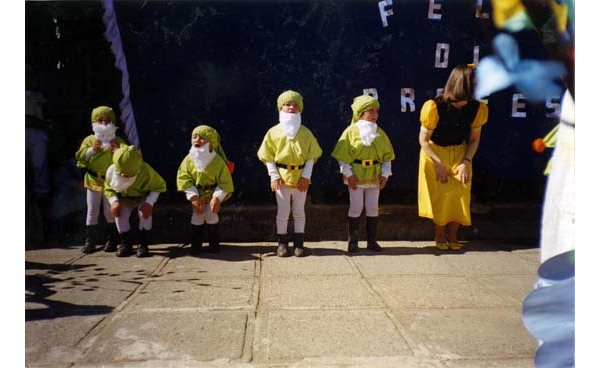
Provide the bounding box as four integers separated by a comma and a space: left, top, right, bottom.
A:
339, 161, 353, 178
84, 147, 96, 161
381, 161, 392, 178
107, 195, 119, 205
212, 186, 228, 201
145, 191, 160, 206
266, 161, 281, 181
301, 160, 314, 179
184, 187, 199, 201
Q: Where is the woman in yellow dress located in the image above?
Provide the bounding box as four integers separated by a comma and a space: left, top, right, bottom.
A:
418, 64, 488, 251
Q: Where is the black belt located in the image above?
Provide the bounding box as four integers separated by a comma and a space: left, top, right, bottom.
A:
197, 185, 217, 191
353, 159, 380, 167
117, 194, 142, 200
86, 168, 106, 180
276, 162, 305, 171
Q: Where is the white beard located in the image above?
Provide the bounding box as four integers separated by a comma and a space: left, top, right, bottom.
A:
93, 123, 117, 149
278, 112, 302, 138
190, 144, 217, 171
106, 165, 136, 193
355, 120, 379, 146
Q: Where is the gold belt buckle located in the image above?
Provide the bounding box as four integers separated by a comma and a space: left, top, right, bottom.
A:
288, 164, 299, 171
362, 159, 373, 168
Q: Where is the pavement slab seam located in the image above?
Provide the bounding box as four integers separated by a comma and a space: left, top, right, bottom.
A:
74, 252, 173, 358
345, 255, 431, 359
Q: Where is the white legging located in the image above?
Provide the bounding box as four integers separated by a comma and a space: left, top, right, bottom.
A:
86, 189, 115, 225
348, 186, 380, 218
190, 203, 219, 225
275, 185, 307, 234
115, 203, 153, 233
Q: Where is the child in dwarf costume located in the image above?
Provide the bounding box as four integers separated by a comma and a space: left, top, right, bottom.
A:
75, 106, 127, 254
257, 90, 322, 257
332, 95, 395, 253
104, 145, 166, 257
176, 125, 234, 254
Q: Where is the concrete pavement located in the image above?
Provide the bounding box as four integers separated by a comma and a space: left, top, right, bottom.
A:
26, 240, 539, 367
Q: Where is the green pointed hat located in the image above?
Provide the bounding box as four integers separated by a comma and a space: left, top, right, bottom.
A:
350, 95, 380, 123
113, 145, 143, 177
192, 125, 228, 162
277, 90, 304, 113
91, 106, 116, 124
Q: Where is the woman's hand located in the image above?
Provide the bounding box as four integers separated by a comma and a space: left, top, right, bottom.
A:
455, 162, 469, 184
434, 162, 450, 183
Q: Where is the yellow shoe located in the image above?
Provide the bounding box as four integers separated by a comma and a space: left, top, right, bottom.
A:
448, 242, 463, 251
435, 241, 449, 251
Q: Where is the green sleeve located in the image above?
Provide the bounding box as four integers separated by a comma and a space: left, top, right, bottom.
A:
176, 156, 195, 192
301, 127, 323, 162
331, 128, 355, 163
257, 128, 276, 164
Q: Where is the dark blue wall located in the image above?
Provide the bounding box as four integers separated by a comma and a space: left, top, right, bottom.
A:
26, 0, 559, 206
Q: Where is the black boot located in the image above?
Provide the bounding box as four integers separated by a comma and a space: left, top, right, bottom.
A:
276, 233, 290, 257
348, 217, 360, 253
116, 231, 133, 257
207, 224, 220, 254
81, 225, 97, 254
190, 224, 204, 255
293, 233, 306, 257
366, 216, 382, 252
137, 230, 151, 257
103, 223, 119, 252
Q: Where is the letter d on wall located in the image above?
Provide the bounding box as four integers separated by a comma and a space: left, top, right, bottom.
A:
435, 43, 450, 68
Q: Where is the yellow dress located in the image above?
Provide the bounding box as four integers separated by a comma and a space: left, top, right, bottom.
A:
417, 100, 488, 226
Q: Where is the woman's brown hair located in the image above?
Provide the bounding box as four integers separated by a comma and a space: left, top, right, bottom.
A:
438, 64, 475, 103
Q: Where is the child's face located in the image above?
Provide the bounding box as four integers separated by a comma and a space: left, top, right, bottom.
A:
281, 101, 300, 114
191, 134, 209, 148
360, 108, 379, 123
95, 116, 112, 125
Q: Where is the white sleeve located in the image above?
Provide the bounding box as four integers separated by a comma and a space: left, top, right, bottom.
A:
184, 187, 199, 201
212, 186, 228, 201
301, 160, 314, 179
339, 161, 353, 177
266, 161, 281, 181
108, 195, 119, 205
381, 161, 392, 178
145, 191, 160, 206
84, 147, 96, 161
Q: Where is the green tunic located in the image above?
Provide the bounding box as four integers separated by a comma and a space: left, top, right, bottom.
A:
176, 154, 234, 202
331, 124, 395, 185
104, 162, 167, 207
257, 124, 322, 187
75, 134, 128, 191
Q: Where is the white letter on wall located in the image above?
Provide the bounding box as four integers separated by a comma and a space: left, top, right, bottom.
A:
400, 88, 415, 112
378, 0, 394, 28
435, 43, 450, 68
512, 93, 527, 118
546, 96, 561, 118
428, 0, 442, 20
363, 88, 379, 100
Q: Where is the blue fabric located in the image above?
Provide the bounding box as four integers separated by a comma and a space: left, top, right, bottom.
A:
475, 33, 566, 103
522, 250, 574, 368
